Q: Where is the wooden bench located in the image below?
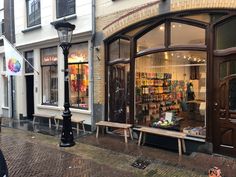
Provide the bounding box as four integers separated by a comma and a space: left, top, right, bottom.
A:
32, 114, 56, 128
55, 116, 85, 134
96, 121, 133, 143
134, 126, 187, 156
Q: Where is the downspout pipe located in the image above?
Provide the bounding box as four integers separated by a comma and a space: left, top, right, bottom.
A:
90, 0, 96, 131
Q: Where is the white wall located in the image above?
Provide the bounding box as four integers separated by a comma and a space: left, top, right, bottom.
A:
14, 0, 93, 125
96, 0, 157, 17
14, 0, 92, 47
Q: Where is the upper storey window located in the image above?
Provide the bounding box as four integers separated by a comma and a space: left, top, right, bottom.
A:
56, 0, 75, 18
26, 0, 41, 27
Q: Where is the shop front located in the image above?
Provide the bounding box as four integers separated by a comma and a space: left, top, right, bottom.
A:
105, 9, 236, 157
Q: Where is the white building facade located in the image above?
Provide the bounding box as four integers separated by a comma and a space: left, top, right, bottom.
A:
0, 0, 12, 118
14, 0, 94, 126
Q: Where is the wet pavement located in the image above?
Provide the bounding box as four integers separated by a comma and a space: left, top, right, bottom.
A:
0, 118, 236, 177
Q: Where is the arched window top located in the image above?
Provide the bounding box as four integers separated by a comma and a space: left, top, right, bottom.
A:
181, 13, 227, 23
171, 22, 205, 46
124, 25, 149, 37
136, 24, 165, 53
215, 17, 236, 50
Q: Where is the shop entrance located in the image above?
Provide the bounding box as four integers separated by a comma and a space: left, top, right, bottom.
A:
26, 75, 34, 120
213, 56, 236, 157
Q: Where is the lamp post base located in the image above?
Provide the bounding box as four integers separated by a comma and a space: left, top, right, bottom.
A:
59, 105, 75, 147
60, 141, 75, 147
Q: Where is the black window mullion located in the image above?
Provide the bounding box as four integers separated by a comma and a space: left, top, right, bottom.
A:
165, 21, 170, 48
49, 66, 52, 104
77, 64, 80, 107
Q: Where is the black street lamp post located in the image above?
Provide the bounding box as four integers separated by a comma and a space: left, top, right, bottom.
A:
54, 20, 76, 147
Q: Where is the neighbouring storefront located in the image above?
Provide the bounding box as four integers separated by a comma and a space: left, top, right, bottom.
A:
104, 9, 236, 157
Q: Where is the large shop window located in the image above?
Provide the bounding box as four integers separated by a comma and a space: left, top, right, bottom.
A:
41, 47, 58, 105
68, 43, 89, 110
26, 0, 41, 27
25, 51, 34, 73
56, 0, 75, 18
135, 51, 206, 138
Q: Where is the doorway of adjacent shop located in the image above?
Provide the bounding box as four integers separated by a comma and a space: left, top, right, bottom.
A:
26, 75, 34, 120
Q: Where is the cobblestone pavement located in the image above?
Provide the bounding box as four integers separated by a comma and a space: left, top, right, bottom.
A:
1, 119, 236, 177
0, 127, 208, 177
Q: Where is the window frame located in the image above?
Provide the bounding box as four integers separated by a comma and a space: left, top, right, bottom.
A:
25, 50, 34, 74
40, 46, 58, 106
68, 42, 89, 110
26, 0, 41, 27
56, 0, 76, 19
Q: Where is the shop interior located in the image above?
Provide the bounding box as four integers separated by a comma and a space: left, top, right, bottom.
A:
135, 51, 206, 138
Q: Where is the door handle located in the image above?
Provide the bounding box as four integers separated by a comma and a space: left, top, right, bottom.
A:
213, 102, 218, 110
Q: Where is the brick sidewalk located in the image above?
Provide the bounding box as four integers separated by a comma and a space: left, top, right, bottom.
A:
0, 127, 209, 177
0, 127, 236, 177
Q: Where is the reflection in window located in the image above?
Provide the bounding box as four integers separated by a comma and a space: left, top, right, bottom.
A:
41, 47, 58, 105
230, 60, 236, 75
220, 62, 227, 79
135, 51, 206, 137
69, 43, 88, 63
216, 17, 236, 50
171, 22, 205, 46
229, 79, 236, 110
25, 51, 34, 73
137, 24, 165, 53
26, 0, 41, 27
109, 39, 130, 61
68, 43, 89, 110
69, 64, 89, 110
56, 0, 75, 18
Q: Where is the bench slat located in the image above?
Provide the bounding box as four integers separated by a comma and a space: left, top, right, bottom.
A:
138, 127, 186, 139
96, 121, 132, 129
54, 116, 85, 123
33, 114, 55, 118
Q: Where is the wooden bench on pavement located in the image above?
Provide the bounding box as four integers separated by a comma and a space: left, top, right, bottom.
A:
55, 116, 85, 134
32, 114, 56, 128
134, 126, 187, 156
96, 121, 133, 143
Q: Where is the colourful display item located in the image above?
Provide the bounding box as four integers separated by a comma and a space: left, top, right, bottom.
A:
8, 58, 21, 73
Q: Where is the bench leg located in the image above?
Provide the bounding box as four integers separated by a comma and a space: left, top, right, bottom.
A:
53, 118, 57, 129
138, 132, 143, 146
124, 129, 128, 143
33, 117, 35, 125
96, 126, 99, 138
77, 123, 79, 134
49, 118, 52, 128
182, 139, 186, 153
82, 122, 85, 133
129, 128, 133, 140
55, 120, 60, 130
178, 138, 182, 156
